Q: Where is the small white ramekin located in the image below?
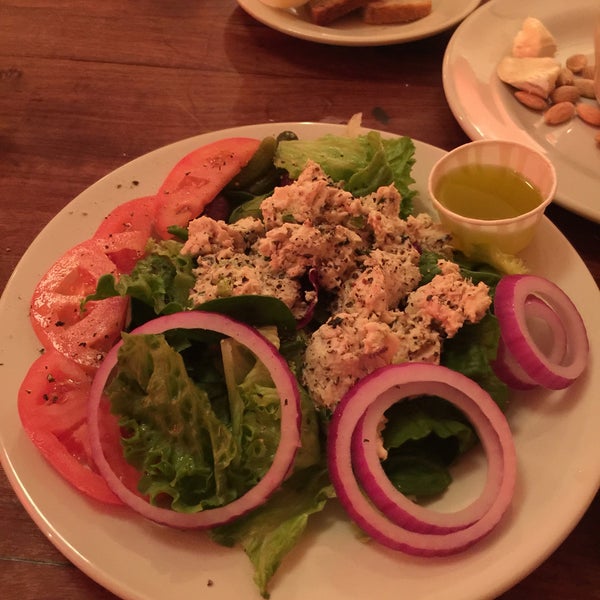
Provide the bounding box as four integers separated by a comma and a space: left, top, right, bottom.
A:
428, 139, 557, 255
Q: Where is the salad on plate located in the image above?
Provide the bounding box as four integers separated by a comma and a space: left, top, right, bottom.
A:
16, 117, 588, 598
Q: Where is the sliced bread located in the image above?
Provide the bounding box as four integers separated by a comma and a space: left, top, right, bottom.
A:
363, 0, 432, 25
307, 0, 371, 26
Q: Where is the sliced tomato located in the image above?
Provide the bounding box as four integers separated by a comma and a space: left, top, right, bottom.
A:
18, 349, 122, 505
93, 195, 157, 241
29, 239, 129, 371
154, 137, 260, 239
95, 229, 148, 274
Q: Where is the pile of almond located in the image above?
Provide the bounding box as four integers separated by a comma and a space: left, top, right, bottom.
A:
496, 18, 600, 146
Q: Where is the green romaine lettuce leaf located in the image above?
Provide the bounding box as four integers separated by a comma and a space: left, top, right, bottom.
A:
381, 396, 476, 499
418, 251, 509, 408
441, 313, 509, 411
419, 250, 504, 290
274, 131, 416, 214
379, 313, 509, 501
106, 325, 325, 597
210, 464, 334, 599
198, 295, 297, 338
221, 329, 321, 476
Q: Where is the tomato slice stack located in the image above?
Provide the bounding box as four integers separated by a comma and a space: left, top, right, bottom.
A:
19, 137, 261, 504
29, 239, 131, 371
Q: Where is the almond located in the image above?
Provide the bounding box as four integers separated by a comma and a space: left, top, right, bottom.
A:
556, 67, 575, 86
543, 101, 576, 125
514, 90, 548, 110
574, 78, 596, 99
566, 54, 587, 74
550, 85, 580, 104
576, 103, 600, 127
581, 64, 595, 79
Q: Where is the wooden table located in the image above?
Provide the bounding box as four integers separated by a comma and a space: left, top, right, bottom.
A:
1, 1, 598, 599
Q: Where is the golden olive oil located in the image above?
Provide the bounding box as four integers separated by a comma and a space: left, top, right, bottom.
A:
435, 164, 543, 220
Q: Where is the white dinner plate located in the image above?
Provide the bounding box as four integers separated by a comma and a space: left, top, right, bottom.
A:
443, 0, 600, 223
0, 122, 599, 600
237, 0, 482, 46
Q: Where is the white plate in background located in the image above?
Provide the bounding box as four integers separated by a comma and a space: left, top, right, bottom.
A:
443, 0, 600, 222
237, 0, 481, 46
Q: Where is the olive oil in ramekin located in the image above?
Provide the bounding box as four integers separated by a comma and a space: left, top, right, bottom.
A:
434, 164, 543, 220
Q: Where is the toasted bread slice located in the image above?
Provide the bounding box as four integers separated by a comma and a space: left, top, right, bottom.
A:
363, 0, 432, 24
307, 0, 370, 26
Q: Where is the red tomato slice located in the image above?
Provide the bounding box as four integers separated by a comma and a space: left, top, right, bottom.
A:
18, 349, 122, 505
93, 195, 157, 241
154, 137, 260, 239
30, 239, 129, 371
95, 229, 149, 274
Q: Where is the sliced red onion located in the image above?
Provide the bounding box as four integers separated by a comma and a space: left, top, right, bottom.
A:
492, 295, 568, 390
494, 275, 588, 390
493, 340, 538, 391
88, 310, 302, 529
353, 384, 503, 534
328, 363, 516, 555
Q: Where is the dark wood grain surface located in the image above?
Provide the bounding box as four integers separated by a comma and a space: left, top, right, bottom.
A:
1, 1, 599, 599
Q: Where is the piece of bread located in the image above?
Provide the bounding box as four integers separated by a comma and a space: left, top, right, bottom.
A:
307, 0, 370, 26
363, 0, 432, 24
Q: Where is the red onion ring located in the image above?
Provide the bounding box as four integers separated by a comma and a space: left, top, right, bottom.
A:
87, 310, 302, 529
493, 341, 538, 391
493, 295, 568, 390
494, 275, 588, 390
352, 384, 504, 533
328, 363, 516, 555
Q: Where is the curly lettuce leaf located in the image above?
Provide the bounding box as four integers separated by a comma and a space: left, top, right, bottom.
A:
107, 325, 324, 597
86, 239, 195, 320
108, 332, 239, 510
107, 322, 320, 515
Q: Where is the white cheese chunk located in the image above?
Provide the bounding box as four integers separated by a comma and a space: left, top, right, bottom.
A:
512, 17, 557, 58
496, 55, 561, 98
